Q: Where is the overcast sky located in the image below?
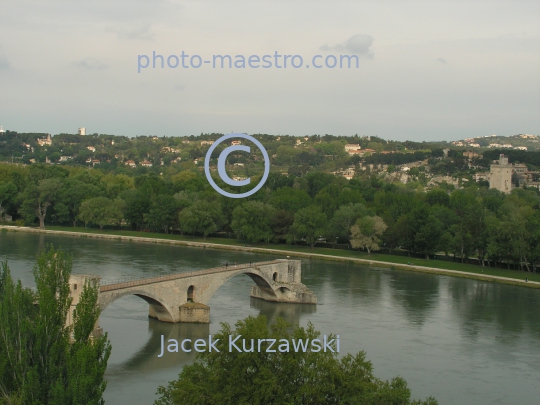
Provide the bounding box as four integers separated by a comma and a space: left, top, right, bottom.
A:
1, 0, 539, 141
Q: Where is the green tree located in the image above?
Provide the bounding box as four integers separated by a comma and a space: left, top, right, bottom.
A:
350, 215, 387, 255
425, 188, 450, 207
48, 152, 62, 163
269, 187, 312, 212
107, 198, 126, 227
231, 201, 275, 243
487, 217, 514, 269
78, 197, 113, 230
449, 190, 479, 263
0, 181, 17, 220
328, 203, 369, 241
499, 202, 534, 271
154, 315, 437, 405
413, 215, 443, 259
122, 189, 151, 230
270, 209, 294, 242
57, 178, 101, 227
19, 178, 63, 229
178, 200, 224, 238
0, 247, 111, 404
289, 205, 327, 248
527, 211, 540, 272
147, 195, 179, 233
101, 174, 134, 199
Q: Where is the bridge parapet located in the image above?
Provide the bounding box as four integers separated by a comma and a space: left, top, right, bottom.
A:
99, 259, 285, 291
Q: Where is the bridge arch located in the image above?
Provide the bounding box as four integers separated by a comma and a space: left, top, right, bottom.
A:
205, 268, 278, 304
99, 288, 175, 323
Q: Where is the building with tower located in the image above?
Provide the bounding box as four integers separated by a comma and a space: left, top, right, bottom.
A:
489, 154, 512, 193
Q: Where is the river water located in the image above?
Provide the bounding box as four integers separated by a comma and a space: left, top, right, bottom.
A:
1, 231, 540, 405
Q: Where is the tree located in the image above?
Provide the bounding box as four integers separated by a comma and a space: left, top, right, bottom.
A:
107, 198, 126, 227
289, 205, 327, 248
0, 181, 17, 220
178, 200, 224, 238
147, 195, 179, 233
78, 197, 112, 230
328, 203, 369, 241
527, 211, 540, 272
350, 216, 387, 255
102, 174, 134, 199
425, 188, 450, 207
269, 187, 312, 212
57, 178, 101, 227
449, 190, 479, 263
0, 247, 111, 404
499, 202, 534, 271
154, 315, 437, 405
270, 210, 294, 242
122, 189, 151, 230
231, 201, 275, 243
19, 178, 63, 229
413, 215, 443, 259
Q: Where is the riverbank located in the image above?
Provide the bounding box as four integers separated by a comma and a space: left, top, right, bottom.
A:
2, 225, 539, 289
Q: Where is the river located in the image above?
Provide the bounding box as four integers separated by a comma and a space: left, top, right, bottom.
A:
1, 231, 539, 405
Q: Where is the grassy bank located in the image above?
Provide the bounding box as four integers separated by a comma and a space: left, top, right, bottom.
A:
2, 225, 540, 287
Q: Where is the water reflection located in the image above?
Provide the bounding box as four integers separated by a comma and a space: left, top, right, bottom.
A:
121, 321, 209, 370
250, 297, 316, 325
387, 270, 439, 326
302, 260, 386, 307
448, 278, 540, 337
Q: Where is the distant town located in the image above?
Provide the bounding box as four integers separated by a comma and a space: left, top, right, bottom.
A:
1, 127, 539, 195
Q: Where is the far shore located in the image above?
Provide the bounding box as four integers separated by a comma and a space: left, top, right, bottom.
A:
1, 225, 539, 290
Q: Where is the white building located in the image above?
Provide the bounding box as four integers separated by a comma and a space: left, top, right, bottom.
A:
87, 146, 96, 152
345, 144, 361, 151
78, 127, 86, 135
0, 126, 5, 133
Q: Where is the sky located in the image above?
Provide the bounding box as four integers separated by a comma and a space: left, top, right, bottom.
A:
0, 0, 539, 141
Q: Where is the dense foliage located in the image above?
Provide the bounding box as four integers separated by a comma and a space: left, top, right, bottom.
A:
154, 315, 438, 405
1, 156, 540, 272
0, 247, 111, 405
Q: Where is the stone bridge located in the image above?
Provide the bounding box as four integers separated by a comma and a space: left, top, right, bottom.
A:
67, 259, 316, 327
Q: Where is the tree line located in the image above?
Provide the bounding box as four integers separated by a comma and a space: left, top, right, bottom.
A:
1, 163, 539, 272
